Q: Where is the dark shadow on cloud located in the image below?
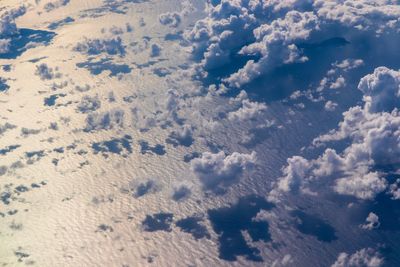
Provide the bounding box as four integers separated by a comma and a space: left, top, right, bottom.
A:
142, 213, 174, 232
44, 94, 66, 106
207, 195, 274, 262
172, 186, 191, 201
138, 140, 166, 156
76, 58, 131, 77
0, 28, 56, 59
227, 37, 351, 103
0, 78, 9, 92
48, 16, 75, 30
80, 0, 149, 18
92, 135, 133, 156
183, 152, 201, 163
164, 32, 183, 41
290, 210, 337, 242
176, 216, 210, 240
0, 145, 20, 155
134, 180, 157, 198
240, 125, 276, 149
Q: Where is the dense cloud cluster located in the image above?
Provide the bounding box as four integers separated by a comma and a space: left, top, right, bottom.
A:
270, 67, 400, 201
186, 0, 400, 88
191, 151, 256, 192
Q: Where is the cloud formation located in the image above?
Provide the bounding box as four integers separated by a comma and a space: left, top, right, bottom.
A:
191, 151, 256, 192
186, 0, 400, 88
270, 67, 400, 201
331, 248, 383, 267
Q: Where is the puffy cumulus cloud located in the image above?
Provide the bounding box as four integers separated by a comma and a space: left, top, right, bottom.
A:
166, 124, 194, 147
270, 67, 400, 201
358, 67, 400, 113
360, 212, 380, 230
314, 0, 400, 33
186, 0, 400, 88
331, 248, 383, 267
74, 37, 126, 56
191, 151, 256, 193
324, 100, 338, 111
225, 10, 317, 87
228, 98, 267, 122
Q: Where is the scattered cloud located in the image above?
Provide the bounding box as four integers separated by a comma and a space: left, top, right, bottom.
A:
331, 248, 383, 267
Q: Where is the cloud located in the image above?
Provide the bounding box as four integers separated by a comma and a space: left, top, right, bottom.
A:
358, 67, 400, 113
191, 151, 256, 192
331, 248, 383, 267
272, 254, 294, 267
360, 212, 380, 230
0, 6, 26, 54
84, 109, 124, 132
0, 122, 16, 135
159, 12, 181, 27
324, 100, 338, 111
35, 63, 61, 80
74, 37, 126, 56
43, 0, 70, 12
270, 67, 400, 201
77, 95, 101, 113
228, 99, 267, 122
185, 0, 400, 88
166, 124, 194, 147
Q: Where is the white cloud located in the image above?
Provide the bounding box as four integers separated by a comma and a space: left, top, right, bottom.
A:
191, 151, 257, 192
331, 248, 383, 267
74, 37, 126, 56
358, 67, 400, 113
185, 0, 400, 88
271, 67, 400, 201
325, 101, 338, 111
228, 99, 267, 122
360, 212, 380, 230
330, 76, 346, 89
